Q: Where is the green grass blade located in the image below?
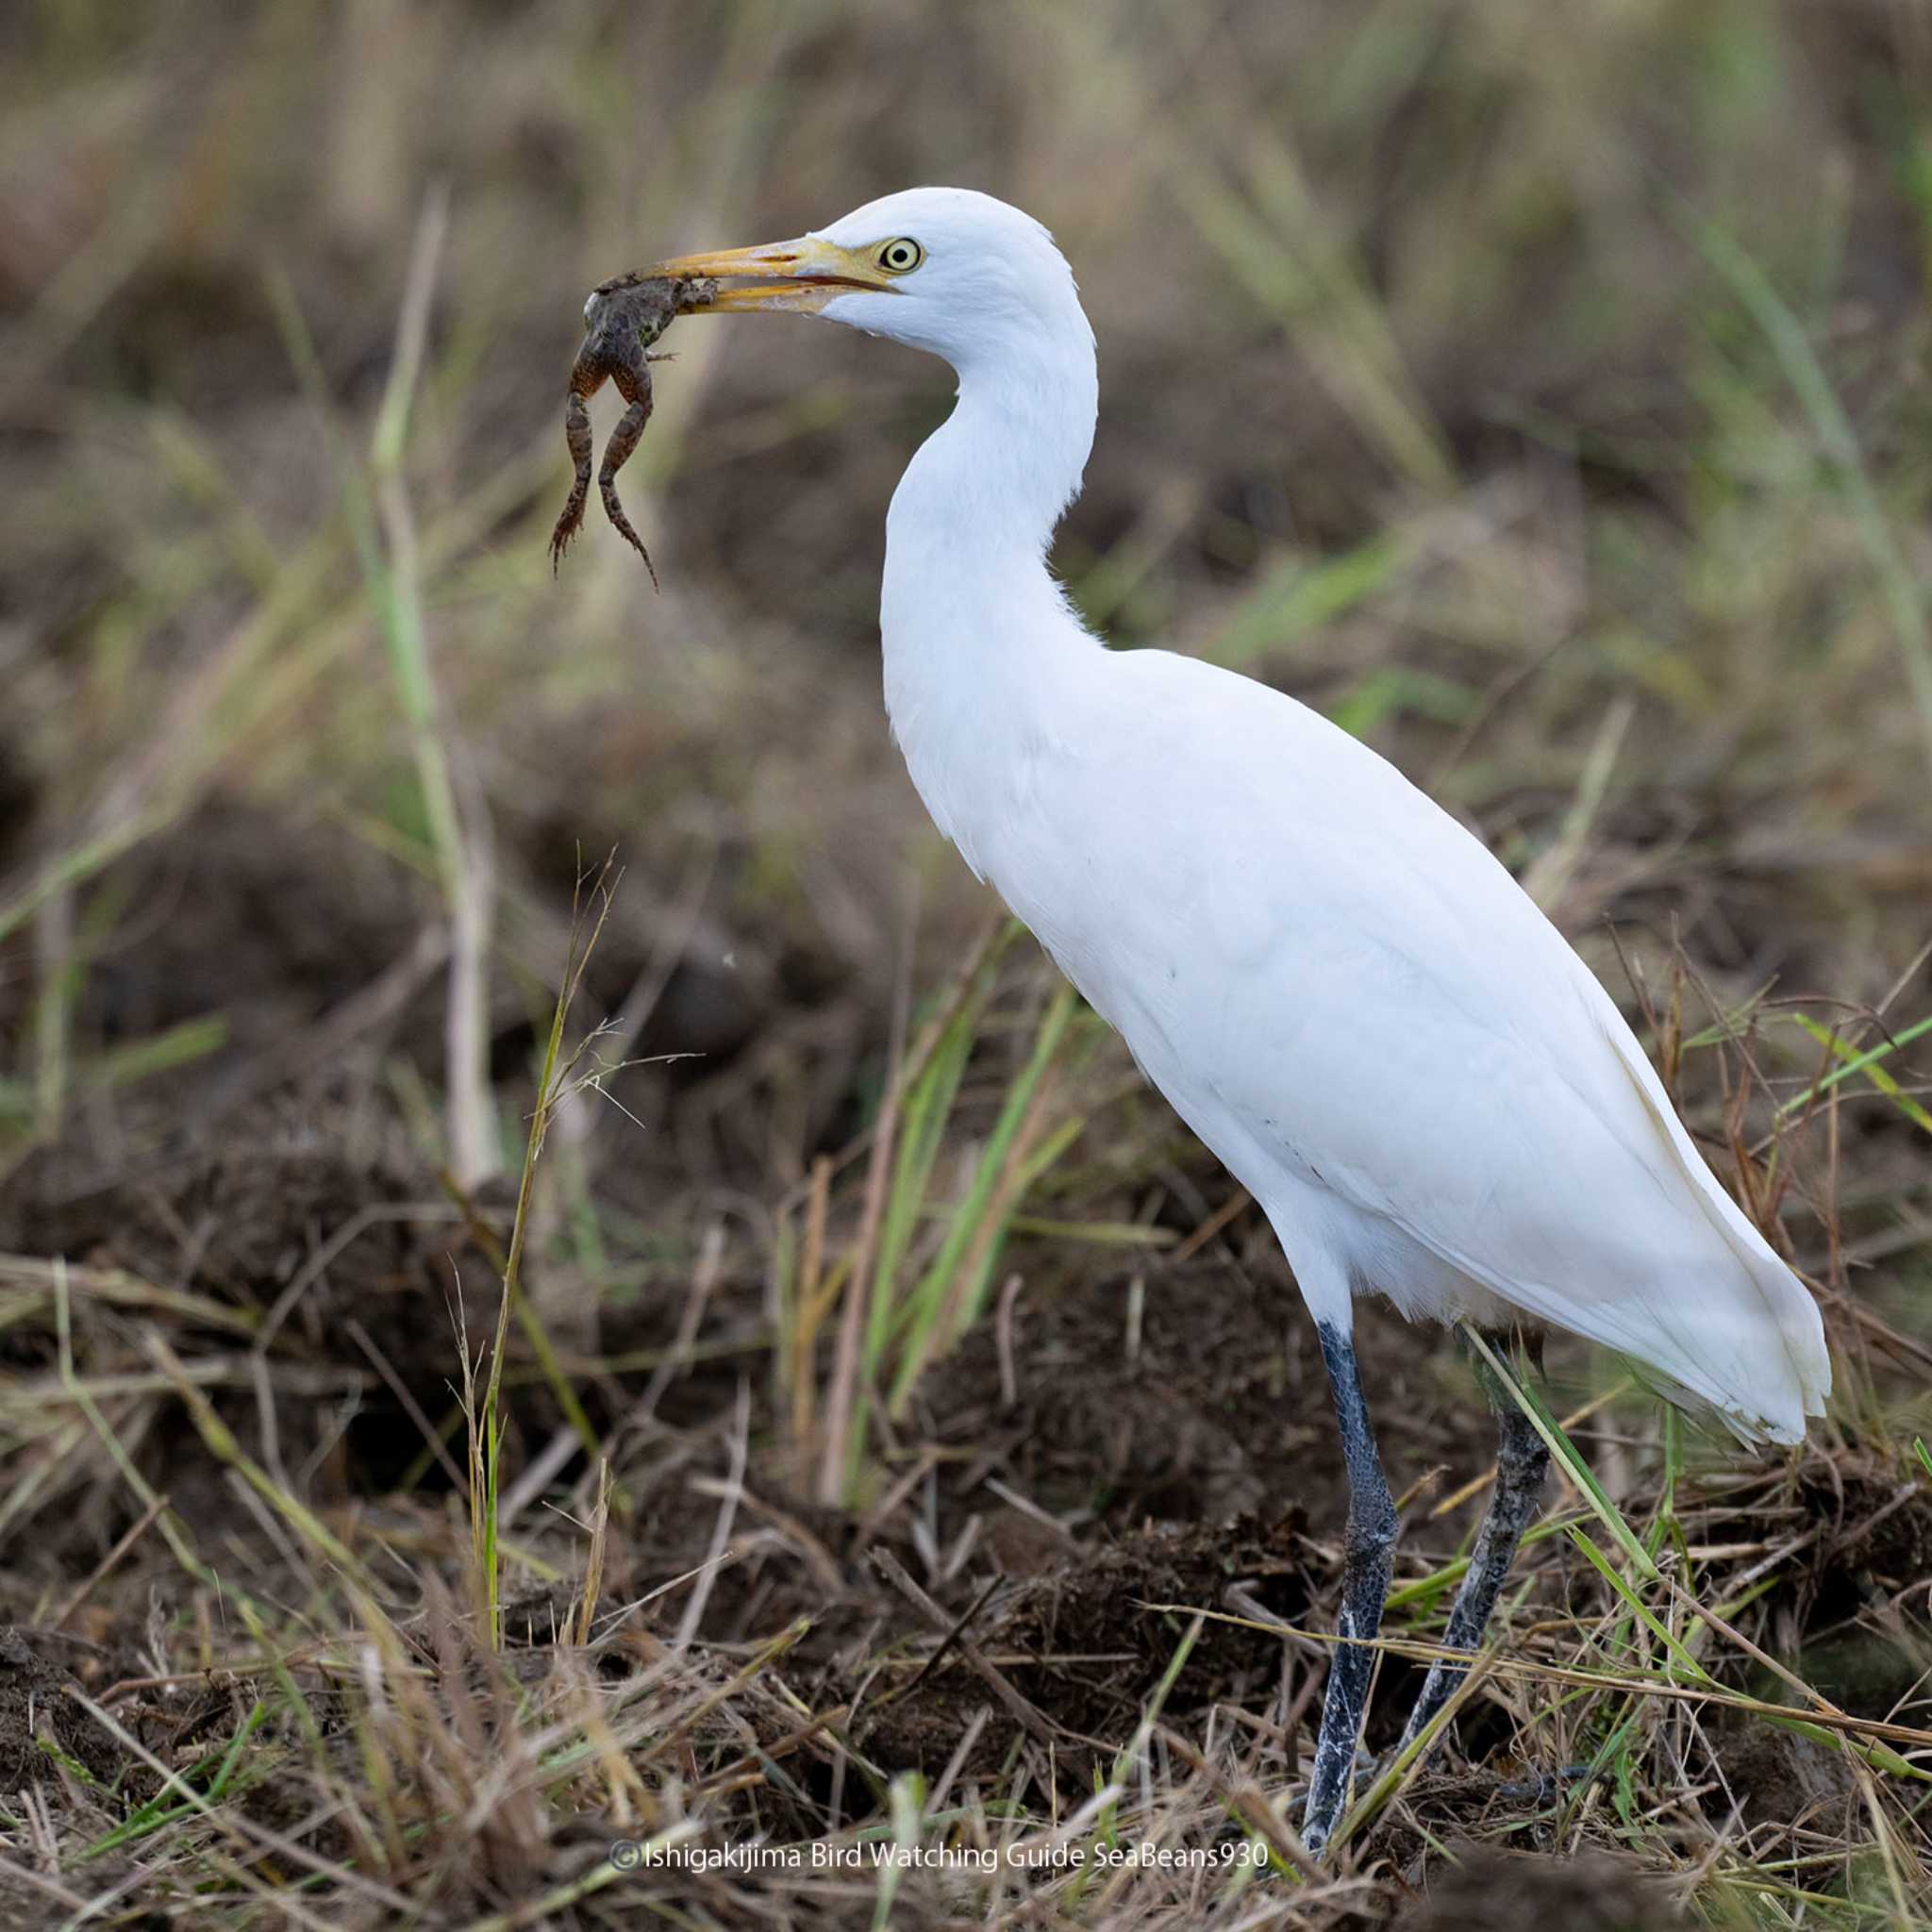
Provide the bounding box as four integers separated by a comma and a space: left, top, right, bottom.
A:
1464, 1329, 1659, 1581
1787, 1011, 1932, 1137
1682, 206, 1932, 781
887, 982, 1077, 1412
1568, 1525, 1712, 1684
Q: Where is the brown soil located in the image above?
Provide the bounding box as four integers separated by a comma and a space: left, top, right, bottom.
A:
3, 801, 1926, 1920
854, 1512, 1315, 1779
1394, 1846, 1685, 1931
0, 1625, 143, 1800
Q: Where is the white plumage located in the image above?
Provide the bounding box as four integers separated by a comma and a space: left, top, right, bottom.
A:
945, 641, 1828, 1441
651, 185, 1830, 1850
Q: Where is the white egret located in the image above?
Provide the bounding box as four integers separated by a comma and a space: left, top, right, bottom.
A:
646, 187, 1832, 1855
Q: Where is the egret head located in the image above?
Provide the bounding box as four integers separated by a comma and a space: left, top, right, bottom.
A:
648, 187, 1092, 375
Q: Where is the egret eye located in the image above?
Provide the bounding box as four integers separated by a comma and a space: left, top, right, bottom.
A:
874, 237, 925, 275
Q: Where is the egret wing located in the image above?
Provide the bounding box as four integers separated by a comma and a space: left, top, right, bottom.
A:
1030, 649, 1828, 1441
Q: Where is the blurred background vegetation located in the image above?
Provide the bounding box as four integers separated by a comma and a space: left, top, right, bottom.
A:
3, 1, 1932, 1920
6, 0, 1932, 1445
4, 0, 1927, 1340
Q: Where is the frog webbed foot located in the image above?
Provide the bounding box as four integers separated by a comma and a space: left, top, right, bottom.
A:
548, 390, 595, 575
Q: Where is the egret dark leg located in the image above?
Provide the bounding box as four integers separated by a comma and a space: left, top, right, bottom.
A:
1395, 1335, 1550, 1755
1303, 1321, 1399, 1858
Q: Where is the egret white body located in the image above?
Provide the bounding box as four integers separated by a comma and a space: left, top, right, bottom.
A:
650, 186, 1830, 1853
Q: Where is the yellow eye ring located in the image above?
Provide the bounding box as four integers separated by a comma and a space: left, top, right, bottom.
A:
874, 237, 925, 275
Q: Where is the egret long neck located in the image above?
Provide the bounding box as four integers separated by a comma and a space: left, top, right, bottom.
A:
879, 326, 1100, 864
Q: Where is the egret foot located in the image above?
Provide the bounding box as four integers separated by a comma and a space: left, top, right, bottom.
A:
1493, 1762, 1594, 1803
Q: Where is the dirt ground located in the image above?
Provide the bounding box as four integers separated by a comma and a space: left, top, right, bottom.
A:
2, 804, 1929, 1927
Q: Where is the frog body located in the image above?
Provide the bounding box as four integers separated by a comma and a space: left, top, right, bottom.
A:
548, 273, 717, 583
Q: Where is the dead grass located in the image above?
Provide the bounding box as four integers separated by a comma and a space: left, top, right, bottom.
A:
2, 1, 1931, 1925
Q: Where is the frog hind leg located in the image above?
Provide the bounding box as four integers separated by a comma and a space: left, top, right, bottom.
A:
596, 368, 659, 591
548, 389, 595, 575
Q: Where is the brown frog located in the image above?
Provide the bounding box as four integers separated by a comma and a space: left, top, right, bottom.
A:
548, 272, 717, 586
